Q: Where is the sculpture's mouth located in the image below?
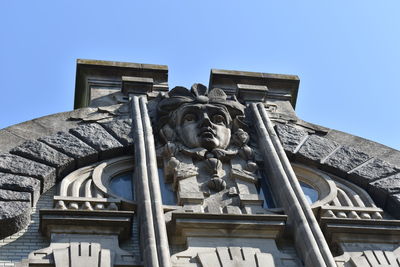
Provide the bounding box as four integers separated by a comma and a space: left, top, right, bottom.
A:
199, 127, 216, 139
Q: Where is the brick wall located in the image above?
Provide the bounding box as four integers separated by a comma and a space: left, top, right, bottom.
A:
0, 187, 54, 266
0, 186, 141, 266
120, 215, 141, 258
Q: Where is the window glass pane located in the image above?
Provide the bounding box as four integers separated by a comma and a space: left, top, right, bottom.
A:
158, 168, 177, 205
300, 181, 318, 204
110, 170, 177, 205
258, 171, 276, 209
110, 172, 134, 200
257, 173, 319, 207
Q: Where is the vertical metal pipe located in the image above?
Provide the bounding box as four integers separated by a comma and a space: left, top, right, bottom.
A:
250, 103, 327, 267
257, 103, 336, 267
139, 97, 171, 267
131, 96, 159, 267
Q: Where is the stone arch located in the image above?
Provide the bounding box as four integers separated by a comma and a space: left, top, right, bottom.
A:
275, 122, 400, 219
0, 106, 133, 238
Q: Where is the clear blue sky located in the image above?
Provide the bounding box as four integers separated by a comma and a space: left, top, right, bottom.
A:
1, 1, 399, 150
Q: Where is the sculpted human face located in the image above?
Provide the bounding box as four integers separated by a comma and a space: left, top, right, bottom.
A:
175, 103, 232, 150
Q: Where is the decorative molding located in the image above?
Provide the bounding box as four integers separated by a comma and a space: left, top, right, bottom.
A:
18, 234, 139, 267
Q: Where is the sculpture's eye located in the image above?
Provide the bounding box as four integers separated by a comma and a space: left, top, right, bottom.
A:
212, 114, 225, 125
183, 113, 197, 124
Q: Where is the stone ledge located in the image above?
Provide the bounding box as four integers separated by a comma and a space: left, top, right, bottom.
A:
39, 209, 134, 240
320, 217, 400, 245
168, 212, 287, 245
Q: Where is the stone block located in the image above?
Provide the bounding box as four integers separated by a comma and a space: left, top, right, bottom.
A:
237, 84, 268, 102
323, 145, 370, 174
297, 135, 338, 163
0, 172, 41, 205
0, 153, 56, 193
0, 201, 31, 239
222, 205, 242, 214
69, 123, 124, 159
11, 140, 75, 179
39, 132, 98, 168
100, 119, 133, 150
368, 174, 400, 207
275, 123, 308, 154
122, 76, 154, 95
386, 193, 400, 219
349, 158, 400, 188
0, 189, 31, 202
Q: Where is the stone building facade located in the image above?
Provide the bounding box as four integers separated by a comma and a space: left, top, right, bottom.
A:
1, 59, 400, 267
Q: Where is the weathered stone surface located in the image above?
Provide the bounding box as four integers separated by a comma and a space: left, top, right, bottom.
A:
349, 158, 400, 187
275, 123, 308, 154
0, 153, 55, 193
39, 132, 98, 168
0, 189, 31, 202
0, 110, 84, 154
11, 140, 75, 179
370, 174, 400, 195
368, 173, 400, 207
297, 135, 338, 162
0, 129, 27, 154
0, 200, 31, 239
100, 119, 133, 148
69, 123, 124, 159
0, 172, 40, 204
323, 145, 370, 173
387, 193, 400, 219
30, 109, 82, 135
5, 120, 55, 142
325, 128, 400, 167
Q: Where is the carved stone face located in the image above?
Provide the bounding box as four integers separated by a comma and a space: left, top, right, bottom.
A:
174, 103, 232, 150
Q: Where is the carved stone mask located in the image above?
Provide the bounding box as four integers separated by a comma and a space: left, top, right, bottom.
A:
156, 85, 245, 150
174, 103, 232, 150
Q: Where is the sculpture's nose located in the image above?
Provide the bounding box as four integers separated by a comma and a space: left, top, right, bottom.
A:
199, 112, 212, 128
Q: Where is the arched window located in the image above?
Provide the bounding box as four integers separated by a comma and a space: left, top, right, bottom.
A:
110, 171, 134, 200
292, 163, 383, 220
56, 156, 176, 211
